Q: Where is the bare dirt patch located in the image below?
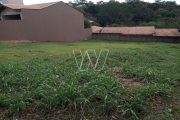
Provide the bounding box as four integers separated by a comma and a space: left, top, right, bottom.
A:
14, 54, 21, 57
121, 78, 145, 89
67, 43, 75, 46
110, 66, 148, 89
143, 94, 180, 119
112, 66, 123, 74
0, 107, 7, 119
115, 54, 132, 62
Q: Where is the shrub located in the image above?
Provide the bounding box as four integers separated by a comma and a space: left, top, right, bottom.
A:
84, 18, 92, 28
109, 24, 119, 27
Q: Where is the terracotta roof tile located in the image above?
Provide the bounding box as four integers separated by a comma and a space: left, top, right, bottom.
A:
3, 2, 59, 10
91, 26, 102, 33
101, 26, 155, 35
153, 29, 180, 37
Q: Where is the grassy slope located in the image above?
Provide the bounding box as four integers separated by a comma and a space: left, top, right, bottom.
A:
0, 40, 149, 63
0, 40, 180, 119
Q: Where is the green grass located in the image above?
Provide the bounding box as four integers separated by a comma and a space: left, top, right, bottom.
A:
0, 40, 180, 119
0, 40, 155, 63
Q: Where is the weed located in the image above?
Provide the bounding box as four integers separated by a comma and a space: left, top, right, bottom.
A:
0, 40, 179, 119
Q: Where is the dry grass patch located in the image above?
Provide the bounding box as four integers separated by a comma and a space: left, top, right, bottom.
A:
111, 66, 148, 89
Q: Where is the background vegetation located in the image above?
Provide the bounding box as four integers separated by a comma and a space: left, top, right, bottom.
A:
75, 0, 180, 28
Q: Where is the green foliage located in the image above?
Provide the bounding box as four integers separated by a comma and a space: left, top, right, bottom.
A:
74, 0, 87, 5
109, 24, 120, 27
84, 3, 99, 17
76, 1, 180, 28
126, 0, 141, 2
147, 21, 159, 27
84, 18, 92, 28
141, 21, 180, 28
74, 6, 84, 13
157, 8, 171, 17
98, 2, 122, 27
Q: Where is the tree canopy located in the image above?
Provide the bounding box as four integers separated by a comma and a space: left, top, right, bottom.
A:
75, 1, 180, 28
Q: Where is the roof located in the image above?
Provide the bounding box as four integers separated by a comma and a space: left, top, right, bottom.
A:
2, 1, 59, 10
91, 26, 103, 33
100, 26, 155, 35
153, 29, 180, 37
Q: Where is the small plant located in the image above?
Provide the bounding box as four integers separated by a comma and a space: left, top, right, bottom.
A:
84, 18, 92, 28
0, 41, 179, 119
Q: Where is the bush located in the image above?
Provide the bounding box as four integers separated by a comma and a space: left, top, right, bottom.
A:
84, 18, 92, 28
147, 21, 159, 27
109, 24, 119, 27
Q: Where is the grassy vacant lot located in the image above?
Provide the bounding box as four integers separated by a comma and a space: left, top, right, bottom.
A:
0, 40, 180, 119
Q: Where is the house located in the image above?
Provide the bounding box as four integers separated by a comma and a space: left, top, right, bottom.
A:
0, 0, 92, 42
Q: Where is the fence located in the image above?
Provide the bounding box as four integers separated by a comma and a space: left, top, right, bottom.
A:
92, 33, 180, 43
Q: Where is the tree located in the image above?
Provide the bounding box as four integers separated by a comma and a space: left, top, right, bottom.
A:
155, 0, 162, 3
171, 9, 180, 17
98, 2, 122, 26
166, 1, 176, 6
74, 0, 87, 5
84, 3, 99, 17
130, 3, 156, 25
125, 0, 141, 2
109, 0, 115, 2
75, 0, 180, 28
157, 8, 170, 17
